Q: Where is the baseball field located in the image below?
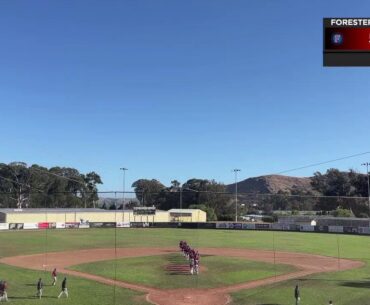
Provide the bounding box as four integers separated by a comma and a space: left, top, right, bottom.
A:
0, 228, 369, 305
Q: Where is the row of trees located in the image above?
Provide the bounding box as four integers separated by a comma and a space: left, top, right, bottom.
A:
131, 179, 233, 220
1, 162, 368, 218
255, 169, 369, 217
0, 162, 102, 209
311, 168, 369, 217
132, 168, 370, 219
311, 168, 368, 197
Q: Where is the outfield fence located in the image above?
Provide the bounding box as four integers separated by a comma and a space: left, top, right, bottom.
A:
0, 220, 369, 235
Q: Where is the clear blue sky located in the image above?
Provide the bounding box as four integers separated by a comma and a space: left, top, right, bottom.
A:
1, 0, 370, 192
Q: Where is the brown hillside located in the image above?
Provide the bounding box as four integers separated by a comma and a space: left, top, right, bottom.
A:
227, 175, 314, 194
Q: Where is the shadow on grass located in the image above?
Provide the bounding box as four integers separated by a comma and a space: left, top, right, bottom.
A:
340, 280, 370, 289
300, 278, 370, 288
10, 296, 57, 299
25, 283, 54, 287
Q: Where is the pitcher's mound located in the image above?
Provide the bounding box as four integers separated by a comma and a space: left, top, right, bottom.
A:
165, 264, 207, 275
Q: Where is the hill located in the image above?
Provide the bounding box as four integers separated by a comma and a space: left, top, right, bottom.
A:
227, 175, 314, 194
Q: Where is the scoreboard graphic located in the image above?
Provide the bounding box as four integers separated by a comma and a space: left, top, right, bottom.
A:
133, 207, 156, 215
324, 18, 370, 66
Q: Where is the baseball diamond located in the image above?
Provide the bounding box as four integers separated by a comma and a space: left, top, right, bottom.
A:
0, 228, 369, 305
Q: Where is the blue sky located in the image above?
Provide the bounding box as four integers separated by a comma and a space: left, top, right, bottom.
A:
1, 0, 370, 191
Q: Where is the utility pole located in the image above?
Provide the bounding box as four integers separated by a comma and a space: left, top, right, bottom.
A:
233, 169, 241, 222
119, 168, 128, 210
361, 163, 370, 218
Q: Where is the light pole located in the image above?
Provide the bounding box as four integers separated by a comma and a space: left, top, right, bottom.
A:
361, 163, 370, 217
120, 168, 128, 210
180, 185, 183, 210
233, 169, 241, 222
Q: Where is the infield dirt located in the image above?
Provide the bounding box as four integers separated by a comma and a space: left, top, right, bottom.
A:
0, 247, 363, 305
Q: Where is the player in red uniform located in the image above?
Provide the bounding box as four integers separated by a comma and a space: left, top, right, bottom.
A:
184, 245, 190, 259
52, 268, 57, 286
178, 241, 200, 275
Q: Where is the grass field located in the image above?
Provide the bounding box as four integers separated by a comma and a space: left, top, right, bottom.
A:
0, 228, 369, 305
0, 263, 149, 305
70, 253, 295, 289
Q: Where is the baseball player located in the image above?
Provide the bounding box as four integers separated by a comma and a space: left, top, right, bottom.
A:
179, 240, 183, 251
52, 268, 57, 286
194, 251, 200, 275
182, 242, 188, 257
189, 258, 194, 275
58, 277, 68, 299
36, 278, 43, 299
189, 250, 194, 274
294, 285, 300, 305
0, 280, 9, 302
185, 245, 190, 260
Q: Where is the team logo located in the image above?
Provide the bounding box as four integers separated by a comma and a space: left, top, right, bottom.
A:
331, 33, 343, 45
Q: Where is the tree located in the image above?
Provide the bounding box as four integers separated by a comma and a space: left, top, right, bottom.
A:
189, 204, 217, 221
0, 162, 104, 209
180, 179, 231, 218
171, 180, 181, 188
132, 177, 233, 219
83, 172, 103, 208
0, 162, 31, 208
131, 179, 165, 207
311, 168, 369, 216
332, 207, 352, 217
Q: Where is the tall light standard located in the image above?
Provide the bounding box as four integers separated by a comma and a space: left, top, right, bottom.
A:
233, 169, 241, 222
120, 168, 128, 210
361, 163, 370, 216
180, 185, 183, 210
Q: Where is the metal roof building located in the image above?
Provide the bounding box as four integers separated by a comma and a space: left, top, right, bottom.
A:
0, 208, 206, 225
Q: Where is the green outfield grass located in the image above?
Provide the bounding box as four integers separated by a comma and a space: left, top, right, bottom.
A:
0, 228, 369, 305
0, 263, 149, 305
69, 253, 295, 289
231, 262, 370, 305
0, 228, 369, 259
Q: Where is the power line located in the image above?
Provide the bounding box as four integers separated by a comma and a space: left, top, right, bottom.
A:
30, 167, 86, 185
0, 174, 43, 193
274, 151, 370, 175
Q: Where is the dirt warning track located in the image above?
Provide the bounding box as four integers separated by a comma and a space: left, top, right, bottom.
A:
0, 247, 363, 305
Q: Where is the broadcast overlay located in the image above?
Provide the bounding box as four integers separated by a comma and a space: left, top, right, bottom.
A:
324, 18, 370, 66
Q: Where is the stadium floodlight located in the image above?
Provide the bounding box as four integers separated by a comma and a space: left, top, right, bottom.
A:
361, 163, 370, 217
120, 168, 128, 210
233, 169, 241, 222
180, 183, 182, 210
